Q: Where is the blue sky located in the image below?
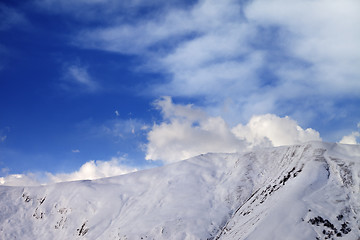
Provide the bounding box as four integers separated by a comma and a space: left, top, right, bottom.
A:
1, 0, 359, 183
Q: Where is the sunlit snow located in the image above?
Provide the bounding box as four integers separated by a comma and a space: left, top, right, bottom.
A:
0, 142, 359, 239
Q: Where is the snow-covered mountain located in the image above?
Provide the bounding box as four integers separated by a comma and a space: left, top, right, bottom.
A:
0, 142, 359, 240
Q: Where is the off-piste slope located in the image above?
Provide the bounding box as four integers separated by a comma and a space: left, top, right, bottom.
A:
0, 142, 359, 240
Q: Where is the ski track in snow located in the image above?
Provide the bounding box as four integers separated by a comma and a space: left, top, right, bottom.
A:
0, 142, 359, 240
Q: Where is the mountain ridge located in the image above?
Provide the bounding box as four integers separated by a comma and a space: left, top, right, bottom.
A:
0, 142, 359, 239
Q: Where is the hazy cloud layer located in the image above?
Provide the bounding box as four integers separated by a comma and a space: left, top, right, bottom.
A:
0, 173, 41, 186
145, 97, 321, 163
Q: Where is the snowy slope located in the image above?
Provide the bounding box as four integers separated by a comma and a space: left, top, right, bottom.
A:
216, 142, 360, 240
0, 142, 359, 240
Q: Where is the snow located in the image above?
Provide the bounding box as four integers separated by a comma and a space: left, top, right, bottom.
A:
0, 142, 359, 239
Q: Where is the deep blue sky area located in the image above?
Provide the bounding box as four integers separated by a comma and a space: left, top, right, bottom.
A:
0, 0, 359, 180
0, 3, 157, 173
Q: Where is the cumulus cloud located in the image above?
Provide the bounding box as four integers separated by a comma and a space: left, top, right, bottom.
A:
29, 1, 359, 152
0, 157, 137, 186
146, 97, 244, 163
339, 123, 360, 145
339, 132, 360, 145
62, 65, 99, 92
47, 157, 137, 183
145, 97, 321, 163
232, 114, 321, 148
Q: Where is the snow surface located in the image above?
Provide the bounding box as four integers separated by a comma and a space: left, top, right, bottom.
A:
0, 142, 359, 240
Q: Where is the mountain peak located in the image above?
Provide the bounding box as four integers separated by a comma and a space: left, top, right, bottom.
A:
1, 143, 359, 239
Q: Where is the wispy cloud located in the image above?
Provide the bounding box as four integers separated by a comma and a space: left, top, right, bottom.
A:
62, 64, 100, 93
0, 3, 29, 71
246, 0, 360, 95
0, 127, 9, 143
76, 117, 148, 144
101, 118, 147, 139
0, 3, 28, 31
34, 0, 178, 22
28, 0, 359, 143
67, 0, 360, 129
0, 135, 6, 143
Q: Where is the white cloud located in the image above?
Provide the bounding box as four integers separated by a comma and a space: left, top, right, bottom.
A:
0, 157, 137, 186
69, 0, 359, 131
145, 97, 321, 163
72, 149, 80, 153
339, 132, 360, 145
339, 122, 360, 145
0, 135, 6, 142
47, 157, 137, 183
75, 0, 261, 99
62, 65, 99, 92
154, 96, 206, 122
146, 97, 245, 163
245, 0, 360, 96
231, 114, 321, 148
0, 173, 41, 186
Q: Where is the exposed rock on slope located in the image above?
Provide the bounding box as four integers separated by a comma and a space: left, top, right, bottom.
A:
0, 142, 359, 239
